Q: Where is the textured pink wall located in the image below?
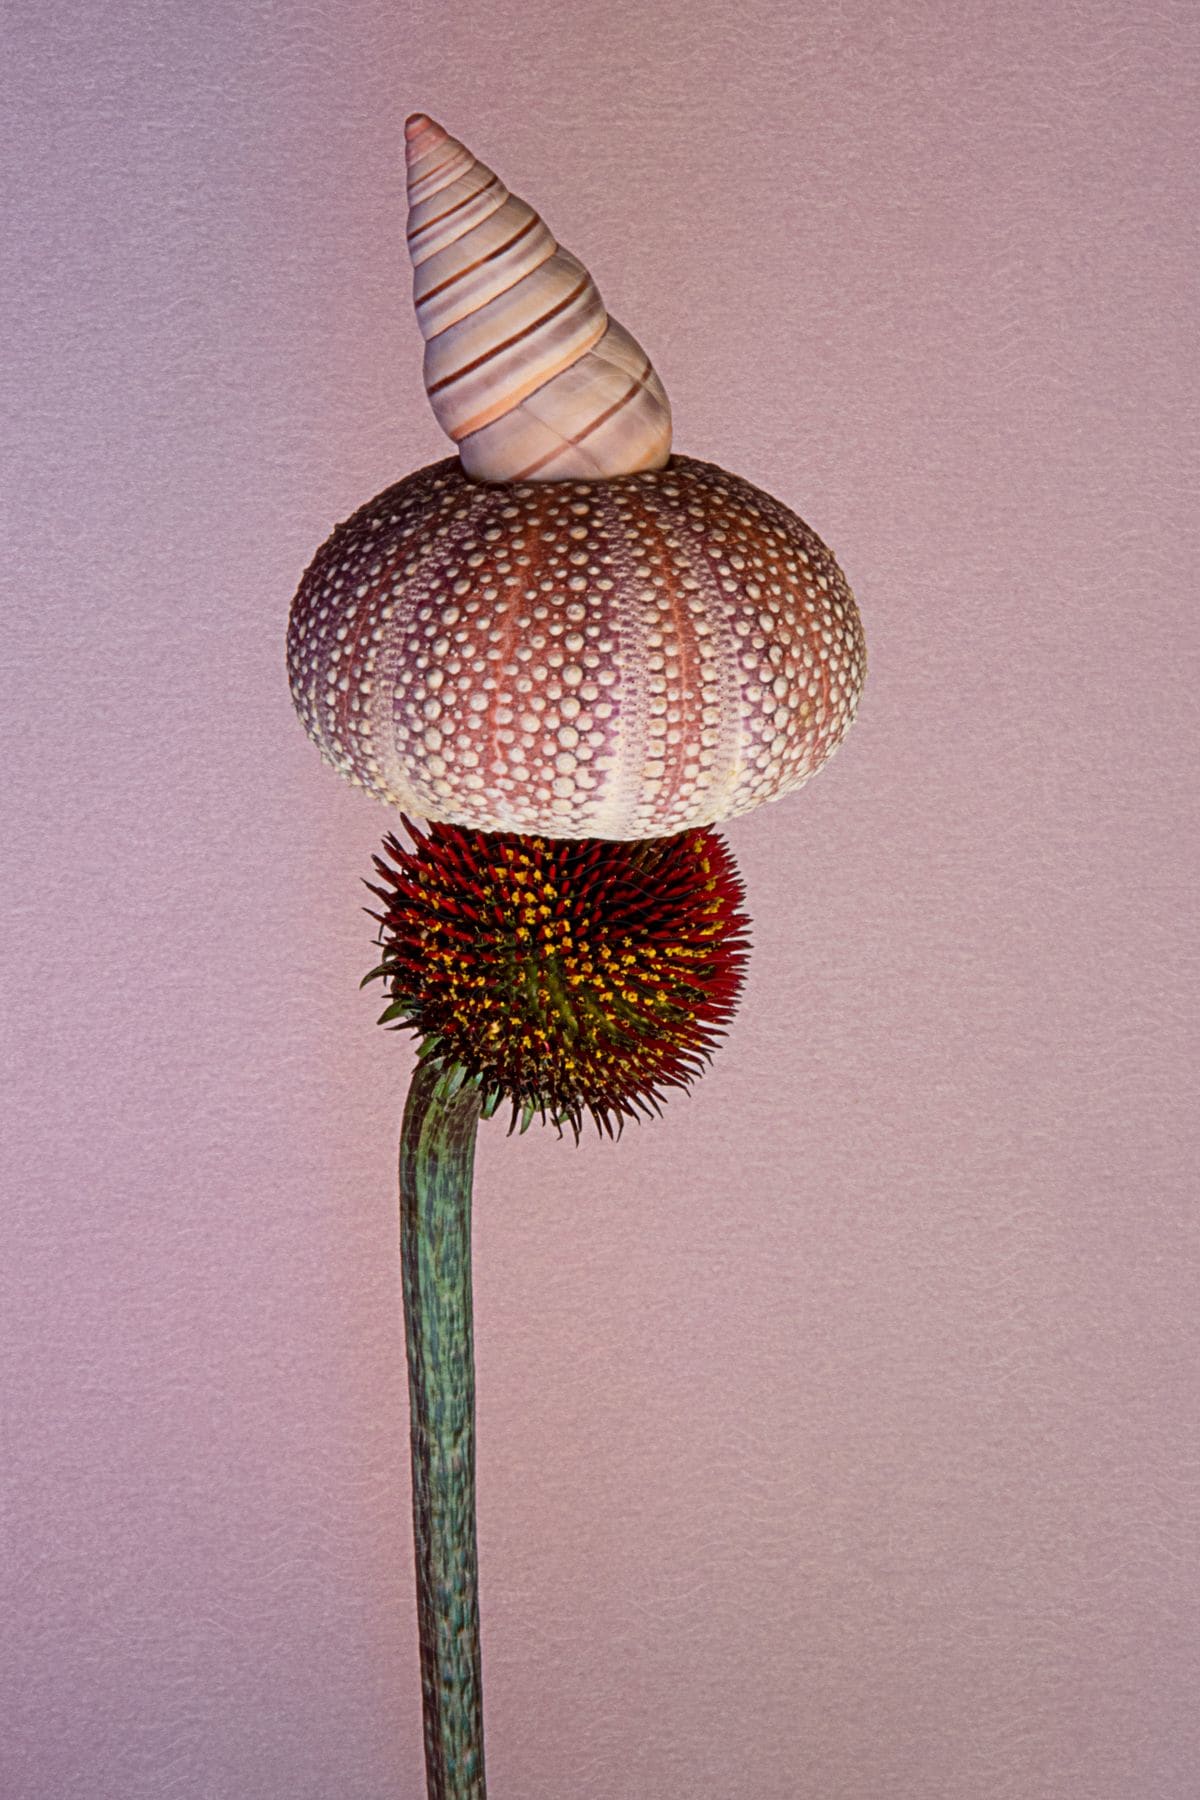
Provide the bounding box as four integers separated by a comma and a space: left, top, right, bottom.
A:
3, 1, 1197, 1795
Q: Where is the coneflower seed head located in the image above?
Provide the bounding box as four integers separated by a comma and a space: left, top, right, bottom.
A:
365, 819, 751, 1138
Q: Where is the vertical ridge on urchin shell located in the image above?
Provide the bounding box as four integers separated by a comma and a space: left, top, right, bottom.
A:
404, 114, 673, 484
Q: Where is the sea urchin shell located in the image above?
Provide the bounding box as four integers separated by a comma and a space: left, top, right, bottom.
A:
364, 818, 751, 1138
288, 455, 865, 840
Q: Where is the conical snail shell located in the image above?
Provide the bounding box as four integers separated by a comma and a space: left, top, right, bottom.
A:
288, 456, 865, 840
405, 114, 672, 483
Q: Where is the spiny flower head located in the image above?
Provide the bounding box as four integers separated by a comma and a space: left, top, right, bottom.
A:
364, 818, 751, 1138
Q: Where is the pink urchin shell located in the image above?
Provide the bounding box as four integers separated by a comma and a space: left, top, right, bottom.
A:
287, 455, 865, 839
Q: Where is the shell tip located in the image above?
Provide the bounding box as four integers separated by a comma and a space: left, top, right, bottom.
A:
405, 112, 439, 141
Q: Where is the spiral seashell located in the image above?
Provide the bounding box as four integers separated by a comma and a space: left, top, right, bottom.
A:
404, 113, 672, 483
287, 456, 865, 840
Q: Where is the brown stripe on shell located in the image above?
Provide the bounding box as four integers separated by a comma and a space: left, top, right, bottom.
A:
407, 144, 473, 203
416, 212, 542, 309
407, 172, 501, 246
508, 358, 655, 479
427, 272, 592, 393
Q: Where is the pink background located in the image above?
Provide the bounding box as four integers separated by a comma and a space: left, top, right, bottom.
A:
4, 1, 1197, 1795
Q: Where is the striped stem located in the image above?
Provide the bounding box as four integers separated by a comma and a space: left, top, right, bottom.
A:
399, 1056, 487, 1799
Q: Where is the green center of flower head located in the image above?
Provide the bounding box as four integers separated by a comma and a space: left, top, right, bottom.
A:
365, 817, 751, 1138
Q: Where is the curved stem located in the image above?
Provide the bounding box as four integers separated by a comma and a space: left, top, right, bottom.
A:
399, 1057, 487, 1799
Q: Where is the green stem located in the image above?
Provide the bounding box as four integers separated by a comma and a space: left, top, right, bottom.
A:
399, 1057, 487, 1800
